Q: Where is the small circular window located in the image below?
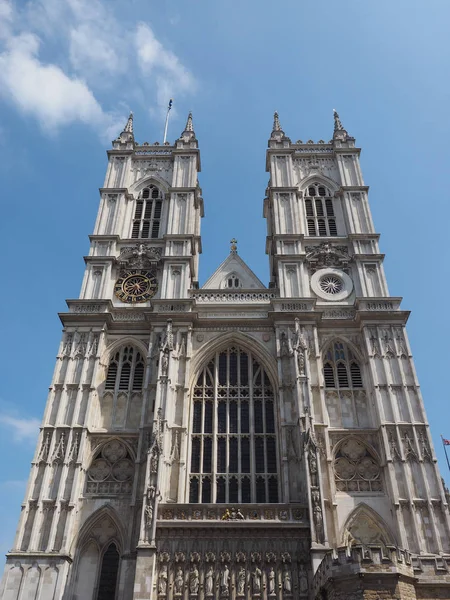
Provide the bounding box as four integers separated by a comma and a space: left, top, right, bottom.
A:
319, 274, 343, 295
311, 268, 353, 301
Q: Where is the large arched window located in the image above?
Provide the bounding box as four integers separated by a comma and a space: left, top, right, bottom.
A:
304, 182, 337, 237
131, 185, 163, 239
323, 341, 371, 428
189, 346, 278, 504
102, 345, 145, 429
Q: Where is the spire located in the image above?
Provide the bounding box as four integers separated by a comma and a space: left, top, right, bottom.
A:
124, 112, 134, 133
332, 108, 350, 141
230, 238, 238, 254
113, 110, 135, 148
270, 111, 289, 142
185, 111, 194, 132
333, 109, 344, 132
177, 111, 196, 145
273, 111, 282, 132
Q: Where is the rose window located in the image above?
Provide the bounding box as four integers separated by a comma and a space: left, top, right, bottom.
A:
319, 274, 343, 294
334, 438, 382, 493
86, 440, 135, 495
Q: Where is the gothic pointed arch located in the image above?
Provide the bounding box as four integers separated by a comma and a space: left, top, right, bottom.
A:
101, 337, 148, 368
341, 503, 396, 549
298, 173, 340, 193
189, 331, 278, 392
69, 505, 124, 600
188, 338, 280, 504
129, 174, 170, 196
72, 504, 125, 554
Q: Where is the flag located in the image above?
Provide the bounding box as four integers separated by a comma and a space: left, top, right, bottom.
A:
168, 99, 173, 111
443, 439, 450, 446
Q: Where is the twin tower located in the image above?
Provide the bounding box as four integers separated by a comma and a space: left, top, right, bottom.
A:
1, 112, 450, 600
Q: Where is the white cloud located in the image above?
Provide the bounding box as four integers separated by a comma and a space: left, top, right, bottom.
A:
0, 33, 121, 136
69, 23, 123, 77
0, 0, 14, 39
0, 413, 40, 442
0, 0, 197, 137
135, 22, 196, 111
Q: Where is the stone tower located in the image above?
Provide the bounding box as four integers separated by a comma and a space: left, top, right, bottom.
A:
1, 111, 450, 600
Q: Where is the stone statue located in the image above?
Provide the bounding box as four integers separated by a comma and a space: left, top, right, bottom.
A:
283, 568, 292, 593
313, 503, 323, 540
220, 564, 230, 595
174, 567, 184, 595
237, 566, 246, 595
161, 350, 169, 376
205, 565, 214, 596
189, 565, 199, 594
144, 503, 153, 526
252, 566, 262, 594
150, 446, 159, 474
298, 565, 308, 594
158, 565, 168, 595
268, 567, 276, 595
145, 485, 156, 526
309, 452, 318, 487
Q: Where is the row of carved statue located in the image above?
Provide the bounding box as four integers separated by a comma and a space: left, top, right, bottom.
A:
158, 563, 309, 597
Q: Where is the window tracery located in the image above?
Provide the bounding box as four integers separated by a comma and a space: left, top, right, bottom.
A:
304, 182, 337, 237
103, 345, 144, 429
334, 438, 382, 493
189, 346, 278, 503
323, 341, 371, 428
131, 185, 163, 239
86, 439, 134, 495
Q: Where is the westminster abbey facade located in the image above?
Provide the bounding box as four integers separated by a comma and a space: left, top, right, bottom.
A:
1, 112, 450, 600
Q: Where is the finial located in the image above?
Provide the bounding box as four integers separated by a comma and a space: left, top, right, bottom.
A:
185, 112, 193, 132
333, 109, 344, 132
230, 238, 238, 254
273, 111, 282, 132
124, 112, 134, 133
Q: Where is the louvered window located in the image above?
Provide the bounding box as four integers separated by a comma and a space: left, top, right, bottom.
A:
324, 342, 362, 390
304, 182, 338, 236
105, 346, 144, 393
323, 342, 368, 428
131, 185, 163, 239
324, 363, 335, 388
350, 362, 363, 387
189, 346, 279, 504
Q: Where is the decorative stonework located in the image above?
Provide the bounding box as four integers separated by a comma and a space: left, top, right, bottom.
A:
117, 243, 162, 270
305, 243, 351, 272
310, 268, 353, 301
334, 438, 382, 493
86, 440, 134, 495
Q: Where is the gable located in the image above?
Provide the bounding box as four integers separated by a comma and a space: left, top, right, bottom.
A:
202, 253, 266, 290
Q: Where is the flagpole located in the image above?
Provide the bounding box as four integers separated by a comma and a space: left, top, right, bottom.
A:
163, 98, 173, 144
441, 435, 450, 471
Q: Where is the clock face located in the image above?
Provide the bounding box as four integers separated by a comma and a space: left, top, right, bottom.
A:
114, 269, 158, 303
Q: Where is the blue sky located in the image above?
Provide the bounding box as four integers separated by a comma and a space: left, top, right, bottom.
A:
1, 0, 450, 555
